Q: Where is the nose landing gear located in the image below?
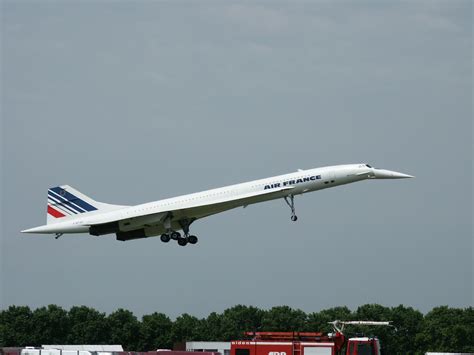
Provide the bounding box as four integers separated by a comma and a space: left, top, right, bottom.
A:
284, 194, 298, 221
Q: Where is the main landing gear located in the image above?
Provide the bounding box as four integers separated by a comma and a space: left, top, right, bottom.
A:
284, 194, 298, 221
161, 231, 198, 246
160, 216, 198, 246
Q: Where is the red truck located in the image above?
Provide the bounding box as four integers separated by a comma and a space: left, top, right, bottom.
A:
230, 321, 391, 355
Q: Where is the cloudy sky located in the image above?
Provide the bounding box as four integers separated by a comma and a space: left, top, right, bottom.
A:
1, 1, 472, 318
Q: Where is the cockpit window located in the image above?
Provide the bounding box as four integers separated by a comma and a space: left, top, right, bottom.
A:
365, 164, 372, 168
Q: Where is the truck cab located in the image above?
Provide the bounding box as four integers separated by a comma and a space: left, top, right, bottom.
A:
231, 323, 388, 355
346, 338, 381, 355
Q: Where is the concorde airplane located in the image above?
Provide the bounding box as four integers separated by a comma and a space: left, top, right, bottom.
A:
22, 164, 413, 246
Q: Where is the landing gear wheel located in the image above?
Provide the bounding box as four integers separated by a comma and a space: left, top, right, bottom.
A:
188, 235, 198, 244
170, 231, 181, 240
177, 238, 188, 246
177, 218, 197, 245
160, 234, 171, 243
291, 215, 298, 222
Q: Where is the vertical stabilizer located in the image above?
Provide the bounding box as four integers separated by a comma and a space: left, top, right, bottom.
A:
47, 185, 126, 224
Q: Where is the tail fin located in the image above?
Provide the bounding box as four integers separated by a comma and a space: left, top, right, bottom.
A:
47, 185, 126, 224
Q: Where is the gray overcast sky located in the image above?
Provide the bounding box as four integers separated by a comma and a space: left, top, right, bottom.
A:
1, 1, 472, 318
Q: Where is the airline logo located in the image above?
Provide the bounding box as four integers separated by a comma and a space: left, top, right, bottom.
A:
47, 187, 97, 218
264, 175, 321, 190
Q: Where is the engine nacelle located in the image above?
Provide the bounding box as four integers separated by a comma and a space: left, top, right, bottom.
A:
89, 222, 119, 236
115, 226, 163, 241
116, 228, 146, 241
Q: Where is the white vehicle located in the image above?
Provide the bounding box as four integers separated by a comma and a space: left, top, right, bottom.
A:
22, 164, 413, 246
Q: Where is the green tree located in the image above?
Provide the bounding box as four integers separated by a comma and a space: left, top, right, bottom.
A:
170, 313, 203, 344
107, 308, 140, 350
139, 312, 173, 351
67, 306, 110, 344
415, 306, 474, 353
306, 306, 353, 333
0, 305, 33, 346
200, 312, 224, 341
30, 305, 69, 345
352, 304, 394, 354
354, 304, 392, 321
219, 305, 264, 340
2, 303, 473, 354
387, 305, 423, 355
261, 306, 307, 331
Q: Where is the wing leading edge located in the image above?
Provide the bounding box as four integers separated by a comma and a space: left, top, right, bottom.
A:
88, 186, 295, 236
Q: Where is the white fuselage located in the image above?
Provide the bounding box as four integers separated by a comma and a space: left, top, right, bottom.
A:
23, 164, 413, 237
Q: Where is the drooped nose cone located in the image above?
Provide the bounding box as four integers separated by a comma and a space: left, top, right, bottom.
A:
374, 169, 414, 179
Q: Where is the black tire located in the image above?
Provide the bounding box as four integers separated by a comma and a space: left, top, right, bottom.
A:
291, 215, 298, 221
170, 231, 181, 240
188, 235, 198, 244
177, 238, 188, 246
160, 234, 170, 243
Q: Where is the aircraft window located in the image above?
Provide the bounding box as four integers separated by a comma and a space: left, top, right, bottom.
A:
365, 164, 372, 168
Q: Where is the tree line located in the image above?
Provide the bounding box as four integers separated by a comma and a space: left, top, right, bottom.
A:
0, 304, 472, 354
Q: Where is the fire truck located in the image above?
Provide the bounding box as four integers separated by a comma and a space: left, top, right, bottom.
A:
230, 321, 392, 355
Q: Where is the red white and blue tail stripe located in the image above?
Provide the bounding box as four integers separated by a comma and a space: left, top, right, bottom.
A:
46, 185, 114, 224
